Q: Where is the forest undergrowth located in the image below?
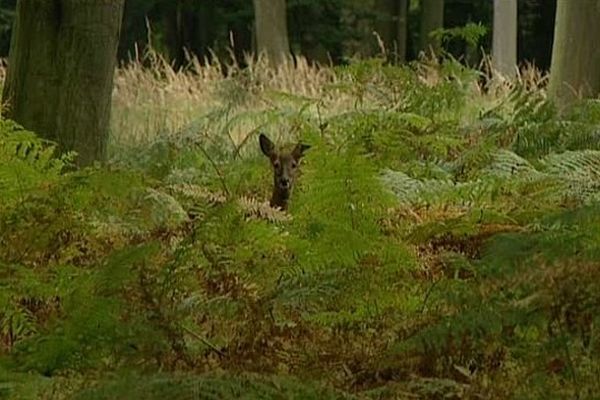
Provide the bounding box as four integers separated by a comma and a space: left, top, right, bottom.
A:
2, 52, 600, 399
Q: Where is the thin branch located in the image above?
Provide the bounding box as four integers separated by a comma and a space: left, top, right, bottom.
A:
196, 141, 230, 197
182, 325, 226, 357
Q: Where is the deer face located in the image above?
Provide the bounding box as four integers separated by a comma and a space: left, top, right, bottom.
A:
259, 133, 310, 209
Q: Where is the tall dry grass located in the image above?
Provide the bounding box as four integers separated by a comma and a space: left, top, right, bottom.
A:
0, 47, 548, 157
110, 49, 344, 154
110, 49, 549, 150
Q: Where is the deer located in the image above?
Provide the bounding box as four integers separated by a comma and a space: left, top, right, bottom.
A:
259, 133, 310, 211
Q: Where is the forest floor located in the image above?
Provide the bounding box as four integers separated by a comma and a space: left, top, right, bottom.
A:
1, 53, 600, 399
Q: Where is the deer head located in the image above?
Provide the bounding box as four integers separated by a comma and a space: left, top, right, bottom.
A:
259, 133, 310, 210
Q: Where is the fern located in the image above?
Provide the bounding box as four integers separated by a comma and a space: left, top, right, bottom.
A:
10, 245, 154, 375
73, 371, 357, 400
278, 137, 417, 328
0, 119, 71, 210
4, 58, 600, 398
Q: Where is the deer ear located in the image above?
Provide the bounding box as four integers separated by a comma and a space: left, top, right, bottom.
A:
259, 133, 275, 157
292, 143, 311, 160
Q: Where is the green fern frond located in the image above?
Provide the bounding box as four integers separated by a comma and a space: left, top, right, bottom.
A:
72, 371, 357, 400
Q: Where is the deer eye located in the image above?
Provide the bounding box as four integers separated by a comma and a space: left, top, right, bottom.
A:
291, 161, 297, 168
273, 160, 280, 168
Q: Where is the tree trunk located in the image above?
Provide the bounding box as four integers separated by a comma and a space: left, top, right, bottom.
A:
227, 4, 253, 66
375, 0, 408, 63
2, 0, 124, 166
548, 0, 600, 106
253, 0, 290, 66
492, 0, 517, 76
163, 0, 185, 68
419, 0, 444, 55
195, 1, 215, 61
396, 0, 408, 63
375, 0, 394, 51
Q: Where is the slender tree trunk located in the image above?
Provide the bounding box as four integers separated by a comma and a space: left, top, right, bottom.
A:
163, 0, 185, 68
253, 0, 290, 66
492, 0, 517, 76
196, 1, 215, 61
419, 0, 444, 55
2, 0, 124, 166
396, 0, 408, 63
548, 0, 600, 106
375, 0, 408, 63
375, 0, 395, 51
228, 8, 253, 66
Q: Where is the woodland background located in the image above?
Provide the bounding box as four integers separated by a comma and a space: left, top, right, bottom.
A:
0, 0, 556, 69
2, 1, 600, 399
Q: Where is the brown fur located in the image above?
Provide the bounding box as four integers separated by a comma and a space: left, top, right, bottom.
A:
259, 133, 310, 210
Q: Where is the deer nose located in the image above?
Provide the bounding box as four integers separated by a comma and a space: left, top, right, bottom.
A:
279, 177, 290, 189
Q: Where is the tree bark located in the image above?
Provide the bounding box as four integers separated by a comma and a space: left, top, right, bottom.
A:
195, 0, 216, 61
548, 0, 600, 106
163, 0, 185, 68
375, 0, 408, 63
492, 0, 517, 76
375, 0, 395, 51
396, 0, 408, 63
252, 0, 290, 66
419, 0, 444, 55
2, 0, 124, 166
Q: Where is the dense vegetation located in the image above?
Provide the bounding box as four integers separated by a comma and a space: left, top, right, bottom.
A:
1, 52, 600, 399
0, 0, 557, 69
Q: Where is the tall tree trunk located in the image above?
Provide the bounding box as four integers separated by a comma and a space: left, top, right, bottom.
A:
396, 0, 408, 63
548, 0, 600, 106
375, 0, 408, 63
196, 1, 215, 61
492, 0, 517, 76
253, 0, 290, 66
227, 4, 253, 66
2, 0, 124, 166
163, 0, 185, 68
419, 0, 444, 55
375, 0, 395, 52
